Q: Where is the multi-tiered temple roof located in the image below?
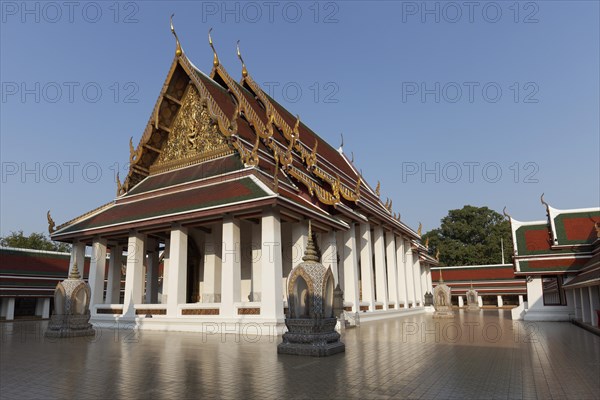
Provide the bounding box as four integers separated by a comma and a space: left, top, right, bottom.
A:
506, 195, 600, 276
51, 20, 425, 249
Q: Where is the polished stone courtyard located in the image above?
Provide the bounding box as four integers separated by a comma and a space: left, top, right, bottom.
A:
1, 310, 599, 399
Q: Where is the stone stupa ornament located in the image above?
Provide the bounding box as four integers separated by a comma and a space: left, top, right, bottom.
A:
45, 263, 95, 338
432, 269, 454, 318
465, 281, 480, 312
278, 221, 345, 357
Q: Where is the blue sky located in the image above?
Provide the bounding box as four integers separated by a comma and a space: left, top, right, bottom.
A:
1, 1, 598, 237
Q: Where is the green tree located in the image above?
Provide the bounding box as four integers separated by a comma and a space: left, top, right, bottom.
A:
0, 231, 71, 252
422, 206, 512, 266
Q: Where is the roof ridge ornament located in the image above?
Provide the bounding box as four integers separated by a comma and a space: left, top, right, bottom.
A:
170, 14, 182, 57
339, 133, 344, 152
503, 206, 511, 219
208, 28, 219, 67
417, 222, 422, 236
540, 193, 550, 215
435, 249, 440, 262
236, 40, 248, 78
47, 210, 56, 234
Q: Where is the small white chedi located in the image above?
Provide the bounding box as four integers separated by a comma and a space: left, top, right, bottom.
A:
433, 269, 454, 318
45, 263, 95, 338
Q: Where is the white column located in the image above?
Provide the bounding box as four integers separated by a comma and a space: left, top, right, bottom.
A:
413, 252, 422, 306
69, 241, 85, 278
590, 286, 599, 327
261, 208, 284, 320
343, 224, 360, 313
291, 221, 308, 267
221, 216, 241, 317
497, 295, 503, 307
145, 240, 159, 304
106, 245, 123, 304
123, 232, 145, 317
477, 296, 483, 307
42, 298, 50, 319
35, 298, 43, 316
426, 266, 432, 293
458, 296, 464, 307
518, 295, 524, 305
359, 223, 376, 311
203, 224, 222, 303
89, 238, 108, 306
420, 264, 428, 300
395, 237, 408, 307
251, 222, 262, 301
167, 226, 188, 316
161, 240, 170, 304
373, 226, 389, 309
404, 241, 415, 306
581, 288, 591, 324
385, 231, 399, 308
1, 298, 15, 320
322, 230, 339, 285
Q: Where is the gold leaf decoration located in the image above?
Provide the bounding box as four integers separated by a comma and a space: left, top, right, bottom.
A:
152, 86, 229, 173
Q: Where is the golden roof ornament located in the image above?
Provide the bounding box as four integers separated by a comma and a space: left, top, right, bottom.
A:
425, 237, 429, 248
208, 28, 219, 67
595, 222, 600, 238
170, 14, 182, 57
116, 172, 123, 196
435, 249, 440, 262
375, 181, 381, 197
417, 222, 422, 236
47, 210, 56, 234
293, 115, 301, 136
236, 40, 248, 78
129, 137, 137, 163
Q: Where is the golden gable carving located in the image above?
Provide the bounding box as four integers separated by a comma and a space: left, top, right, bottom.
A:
151, 86, 231, 174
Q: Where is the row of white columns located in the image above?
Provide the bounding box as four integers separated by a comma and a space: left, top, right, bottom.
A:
339, 222, 430, 312
572, 286, 600, 327
0, 297, 50, 320
83, 214, 431, 319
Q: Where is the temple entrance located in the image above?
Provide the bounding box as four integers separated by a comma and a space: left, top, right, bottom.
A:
186, 239, 202, 303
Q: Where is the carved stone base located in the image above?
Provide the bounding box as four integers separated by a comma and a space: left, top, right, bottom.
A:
433, 306, 455, 319
45, 314, 95, 338
278, 318, 345, 357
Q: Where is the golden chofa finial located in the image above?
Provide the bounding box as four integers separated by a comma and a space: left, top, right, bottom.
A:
170, 14, 182, 57
339, 133, 344, 151
208, 28, 219, 67
375, 181, 381, 197
47, 210, 56, 234
435, 249, 440, 262
503, 206, 511, 219
293, 115, 301, 136
236, 40, 248, 78
417, 222, 422, 236
425, 237, 429, 248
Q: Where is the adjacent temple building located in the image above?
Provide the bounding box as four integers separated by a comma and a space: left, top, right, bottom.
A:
49, 19, 437, 334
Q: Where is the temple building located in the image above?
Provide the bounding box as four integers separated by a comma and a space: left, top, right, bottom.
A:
48, 21, 437, 334
431, 264, 526, 308
0, 247, 90, 321
506, 196, 600, 327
